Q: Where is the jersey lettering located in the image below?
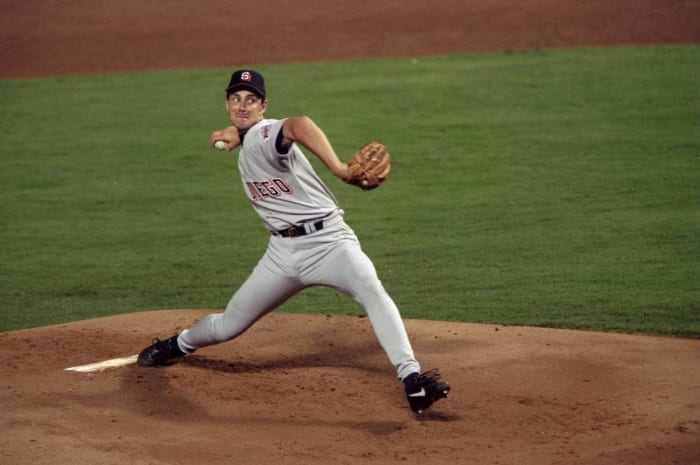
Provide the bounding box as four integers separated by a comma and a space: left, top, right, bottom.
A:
246, 178, 294, 201
261, 124, 271, 140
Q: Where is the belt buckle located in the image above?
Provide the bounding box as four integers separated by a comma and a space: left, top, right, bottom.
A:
287, 227, 301, 237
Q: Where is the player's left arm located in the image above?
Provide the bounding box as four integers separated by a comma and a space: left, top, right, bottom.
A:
281, 116, 350, 181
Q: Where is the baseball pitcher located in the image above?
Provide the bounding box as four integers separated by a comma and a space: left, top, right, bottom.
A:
137, 69, 450, 414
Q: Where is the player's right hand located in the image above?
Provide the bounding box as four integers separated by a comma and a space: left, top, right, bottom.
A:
210, 126, 241, 151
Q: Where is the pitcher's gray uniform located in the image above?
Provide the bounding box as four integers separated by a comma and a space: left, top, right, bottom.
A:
137, 69, 450, 414
178, 117, 420, 380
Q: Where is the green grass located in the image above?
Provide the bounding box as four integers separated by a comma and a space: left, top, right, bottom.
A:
1, 45, 698, 336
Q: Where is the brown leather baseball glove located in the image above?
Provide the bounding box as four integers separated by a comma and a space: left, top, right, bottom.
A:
346, 140, 392, 190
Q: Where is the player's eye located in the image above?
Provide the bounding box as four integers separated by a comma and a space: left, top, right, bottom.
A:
231, 96, 259, 106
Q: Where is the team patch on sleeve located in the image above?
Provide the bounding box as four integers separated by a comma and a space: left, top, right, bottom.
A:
261, 124, 271, 140
246, 178, 294, 201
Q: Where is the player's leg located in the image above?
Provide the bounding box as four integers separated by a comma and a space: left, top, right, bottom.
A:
303, 236, 451, 414
301, 233, 421, 381
138, 241, 302, 366
179, 275, 301, 351
179, 249, 303, 350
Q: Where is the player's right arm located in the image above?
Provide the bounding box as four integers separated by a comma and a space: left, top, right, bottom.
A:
210, 126, 241, 151
280, 116, 351, 182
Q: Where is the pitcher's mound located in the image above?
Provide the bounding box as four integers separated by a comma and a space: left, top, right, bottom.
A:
1, 310, 698, 464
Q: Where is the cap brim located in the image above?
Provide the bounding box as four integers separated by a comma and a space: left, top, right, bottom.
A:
226, 84, 265, 98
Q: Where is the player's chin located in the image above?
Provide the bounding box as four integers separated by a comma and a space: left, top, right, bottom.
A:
234, 117, 254, 130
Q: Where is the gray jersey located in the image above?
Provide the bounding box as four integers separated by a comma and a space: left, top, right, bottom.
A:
237, 118, 341, 232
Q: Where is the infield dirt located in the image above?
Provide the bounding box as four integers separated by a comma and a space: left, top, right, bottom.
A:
1, 1, 699, 464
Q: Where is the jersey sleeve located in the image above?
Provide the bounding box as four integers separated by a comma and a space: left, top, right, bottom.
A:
258, 118, 293, 170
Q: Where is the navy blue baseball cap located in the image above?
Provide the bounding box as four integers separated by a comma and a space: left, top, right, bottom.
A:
226, 70, 266, 99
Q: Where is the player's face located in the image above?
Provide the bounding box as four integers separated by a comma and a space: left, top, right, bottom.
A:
226, 90, 267, 130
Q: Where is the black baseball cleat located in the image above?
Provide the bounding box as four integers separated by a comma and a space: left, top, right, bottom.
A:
137, 335, 187, 367
404, 369, 451, 414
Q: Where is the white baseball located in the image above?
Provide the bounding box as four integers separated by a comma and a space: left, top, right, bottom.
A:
214, 140, 227, 151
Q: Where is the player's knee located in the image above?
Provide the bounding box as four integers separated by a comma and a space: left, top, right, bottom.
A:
354, 276, 392, 306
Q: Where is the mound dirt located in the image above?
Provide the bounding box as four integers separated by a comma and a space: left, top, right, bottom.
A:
1, 311, 699, 464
